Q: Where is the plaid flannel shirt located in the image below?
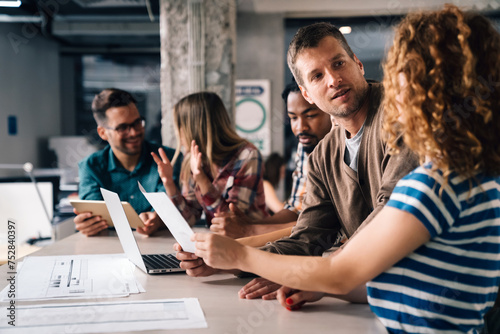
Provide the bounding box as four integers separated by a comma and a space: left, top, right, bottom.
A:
169, 142, 269, 225
283, 143, 309, 214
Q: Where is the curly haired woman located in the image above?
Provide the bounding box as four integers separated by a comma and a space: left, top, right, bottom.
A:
190, 5, 500, 333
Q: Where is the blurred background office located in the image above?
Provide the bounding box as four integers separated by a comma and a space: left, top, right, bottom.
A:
0, 0, 499, 246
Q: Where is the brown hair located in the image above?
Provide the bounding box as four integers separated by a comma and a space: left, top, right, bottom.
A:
171, 92, 247, 184
287, 22, 355, 86
91, 88, 137, 125
383, 5, 500, 184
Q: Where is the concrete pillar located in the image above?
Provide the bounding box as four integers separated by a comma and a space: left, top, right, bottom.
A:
159, 0, 237, 148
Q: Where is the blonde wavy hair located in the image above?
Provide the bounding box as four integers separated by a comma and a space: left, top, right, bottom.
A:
171, 92, 248, 184
383, 5, 500, 184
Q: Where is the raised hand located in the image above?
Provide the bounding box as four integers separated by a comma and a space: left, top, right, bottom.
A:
188, 140, 212, 194
189, 140, 204, 180
151, 148, 175, 193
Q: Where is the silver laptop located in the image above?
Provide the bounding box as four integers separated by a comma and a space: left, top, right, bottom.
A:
100, 188, 184, 274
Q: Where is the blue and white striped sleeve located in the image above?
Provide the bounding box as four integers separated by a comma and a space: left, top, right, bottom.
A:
386, 168, 461, 238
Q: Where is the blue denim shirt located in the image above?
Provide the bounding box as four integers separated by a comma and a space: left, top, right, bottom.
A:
78, 140, 181, 214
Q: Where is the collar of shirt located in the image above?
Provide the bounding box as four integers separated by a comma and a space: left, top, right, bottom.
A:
106, 142, 148, 174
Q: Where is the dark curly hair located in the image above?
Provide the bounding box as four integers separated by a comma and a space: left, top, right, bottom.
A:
383, 5, 500, 185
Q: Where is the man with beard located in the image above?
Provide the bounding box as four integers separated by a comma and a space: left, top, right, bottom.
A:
208, 81, 332, 239
175, 23, 419, 300
74, 88, 182, 236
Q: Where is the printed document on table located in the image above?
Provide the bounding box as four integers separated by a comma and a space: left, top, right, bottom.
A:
0, 298, 207, 333
0, 254, 144, 301
138, 182, 196, 253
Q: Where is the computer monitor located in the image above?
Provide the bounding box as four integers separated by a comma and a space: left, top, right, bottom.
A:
0, 176, 58, 244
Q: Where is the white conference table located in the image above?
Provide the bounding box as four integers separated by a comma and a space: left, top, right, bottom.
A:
0, 228, 387, 333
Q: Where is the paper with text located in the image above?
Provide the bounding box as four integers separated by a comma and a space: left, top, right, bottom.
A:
0, 298, 207, 333
0, 254, 143, 301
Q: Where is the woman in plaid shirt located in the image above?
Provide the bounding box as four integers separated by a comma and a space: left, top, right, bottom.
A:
152, 92, 268, 227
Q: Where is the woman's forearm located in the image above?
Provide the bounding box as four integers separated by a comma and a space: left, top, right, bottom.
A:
238, 247, 352, 295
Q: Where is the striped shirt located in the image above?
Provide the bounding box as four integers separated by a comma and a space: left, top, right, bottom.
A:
170, 142, 269, 225
284, 143, 309, 214
367, 166, 500, 333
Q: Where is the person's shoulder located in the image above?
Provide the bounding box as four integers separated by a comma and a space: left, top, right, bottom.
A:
399, 165, 447, 190
240, 141, 260, 154
367, 80, 383, 98
367, 80, 382, 90
303, 128, 343, 172
312, 126, 342, 156
365, 80, 384, 117
78, 145, 110, 169
401, 165, 427, 178
398, 165, 472, 205
145, 140, 170, 152
232, 142, 262, 163
163, 145, 177, 156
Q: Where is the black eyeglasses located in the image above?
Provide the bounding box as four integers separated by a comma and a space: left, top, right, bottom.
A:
103, 117, 146, 135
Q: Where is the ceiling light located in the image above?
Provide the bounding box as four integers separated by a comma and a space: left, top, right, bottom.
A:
339, 26, 352, 35
0, 0, 21, 7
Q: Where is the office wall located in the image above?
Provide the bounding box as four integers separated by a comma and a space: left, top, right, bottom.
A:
236, 13, 285, 156
0, 14, 287, 169
0, 23, 61, 168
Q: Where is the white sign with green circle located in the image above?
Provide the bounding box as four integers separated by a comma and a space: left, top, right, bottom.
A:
235, 80, 271, 155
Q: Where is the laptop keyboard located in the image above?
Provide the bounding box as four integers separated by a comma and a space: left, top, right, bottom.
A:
142, 254, 181, 270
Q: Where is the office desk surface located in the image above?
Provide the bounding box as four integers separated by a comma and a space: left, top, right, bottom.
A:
0, 229, 387, 334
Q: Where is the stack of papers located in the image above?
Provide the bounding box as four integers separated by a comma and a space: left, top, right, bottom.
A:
0, 254, 144, 301
0, 298, 207, 333
0, 254, 208, 332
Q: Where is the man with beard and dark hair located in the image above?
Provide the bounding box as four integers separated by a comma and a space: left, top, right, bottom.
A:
208, 81, 332, 239
74, 88, 182, 236
280, 81, 332, 215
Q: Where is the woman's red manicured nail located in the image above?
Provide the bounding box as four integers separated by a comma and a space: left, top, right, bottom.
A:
286, 298, 293, 305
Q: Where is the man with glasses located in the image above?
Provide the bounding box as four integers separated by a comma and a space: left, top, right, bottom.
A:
74, 88, 182, 236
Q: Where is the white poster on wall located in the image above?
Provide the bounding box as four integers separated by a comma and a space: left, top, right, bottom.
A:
235, 80, 271, 156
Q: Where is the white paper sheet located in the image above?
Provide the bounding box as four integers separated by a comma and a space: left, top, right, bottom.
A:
0, 254, 144, 301
138, 182, 196, 253
0, 298, 207, 333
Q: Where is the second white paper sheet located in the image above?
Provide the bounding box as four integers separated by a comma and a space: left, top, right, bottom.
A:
138, 182, 196, 253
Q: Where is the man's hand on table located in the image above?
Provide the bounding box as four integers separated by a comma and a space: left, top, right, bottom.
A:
239, 277, 282, 299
